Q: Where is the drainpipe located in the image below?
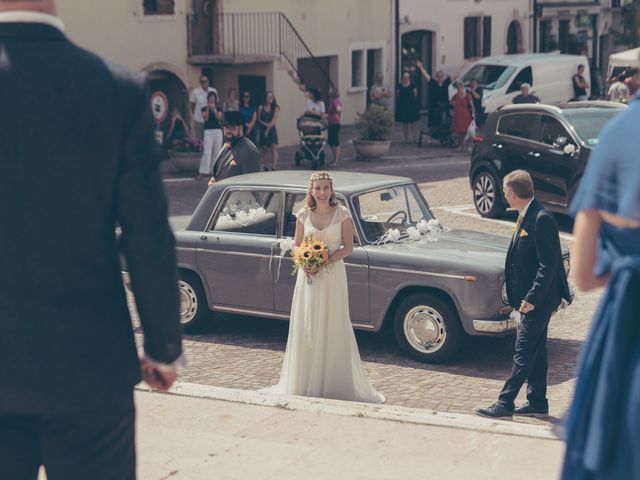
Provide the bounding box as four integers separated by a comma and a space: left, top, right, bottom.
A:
533, 0, 538, 53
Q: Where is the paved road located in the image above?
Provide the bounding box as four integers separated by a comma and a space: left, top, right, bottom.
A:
143, 132, 600, 424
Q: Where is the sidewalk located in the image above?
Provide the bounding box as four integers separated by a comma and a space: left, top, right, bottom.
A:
132, 384, 564, 480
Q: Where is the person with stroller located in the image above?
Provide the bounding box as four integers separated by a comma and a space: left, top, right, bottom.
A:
416, 60, 451, 142
450, 82, 475, 150
258, 91, 280, 171
396, 71, 420, 143
304, 87, 326, 117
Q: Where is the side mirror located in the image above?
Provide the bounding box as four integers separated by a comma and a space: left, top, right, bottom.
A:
553, 136, 568, 148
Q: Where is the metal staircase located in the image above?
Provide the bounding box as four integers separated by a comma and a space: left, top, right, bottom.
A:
187, 11, 336, 93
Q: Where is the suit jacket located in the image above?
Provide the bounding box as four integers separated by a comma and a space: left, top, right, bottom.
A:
0, 23, 182, 414
212, 136, 261, 181
505, 199, 571, 314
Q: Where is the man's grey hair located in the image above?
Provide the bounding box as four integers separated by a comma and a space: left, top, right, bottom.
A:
521, 83, 531, 90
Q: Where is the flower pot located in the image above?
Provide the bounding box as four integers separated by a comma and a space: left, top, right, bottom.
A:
352, 139, 392, 160
168, 150, 201, 172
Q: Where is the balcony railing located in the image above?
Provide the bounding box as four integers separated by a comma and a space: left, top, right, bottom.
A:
187, 12, 336, 92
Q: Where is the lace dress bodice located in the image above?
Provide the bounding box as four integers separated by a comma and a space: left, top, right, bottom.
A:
296, 205, 352, 254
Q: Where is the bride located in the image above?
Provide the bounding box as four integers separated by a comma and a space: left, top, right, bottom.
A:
265, 171, 384, 403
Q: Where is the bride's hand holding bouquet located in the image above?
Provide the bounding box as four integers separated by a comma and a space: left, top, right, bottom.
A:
293, 236, 330, 284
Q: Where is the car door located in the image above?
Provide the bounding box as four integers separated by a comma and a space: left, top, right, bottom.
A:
273, 192, 371, 326
495, 112, 541, 177
529, 114, 578, 209
197, 188, 282, 312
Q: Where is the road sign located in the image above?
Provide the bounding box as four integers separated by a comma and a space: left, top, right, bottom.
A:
150, 91, 169, 124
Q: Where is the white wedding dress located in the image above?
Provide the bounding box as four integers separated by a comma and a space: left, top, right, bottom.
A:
265, 205, 385, 404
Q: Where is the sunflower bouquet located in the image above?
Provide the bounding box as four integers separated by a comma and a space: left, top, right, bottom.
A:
292, 236, 331, 284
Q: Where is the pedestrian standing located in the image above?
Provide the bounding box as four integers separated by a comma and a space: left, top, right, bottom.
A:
369, 71, 392, 109
223, 87, 239, 111
572, 65, 590, 101
190, 75, 217, 141
475, 170, 571, 419
560, 91, 640, 480
469, 79, 485, 127
208, 111, 261, 184
239, 90, 257, 145
304, 87, 325, 117
258, 91, 280, 171
326, 88, 342, 166
395, 72, 420, 143
415, 60, 451, 134
0, 2, 183, 479
450, 82, 474, 149
512, 83, 540, 104
607, 73, 630, 103
196, 91, 223, 181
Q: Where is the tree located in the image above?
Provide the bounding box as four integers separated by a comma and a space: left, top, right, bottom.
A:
610, 4, 638, 47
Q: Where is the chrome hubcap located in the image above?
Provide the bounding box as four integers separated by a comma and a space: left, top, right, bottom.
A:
179, 281, 198, 324
403, 305, 447, 354
474, 174, 495, 214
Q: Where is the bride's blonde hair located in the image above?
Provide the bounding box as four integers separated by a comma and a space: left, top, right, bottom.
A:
305, 171, 338, 211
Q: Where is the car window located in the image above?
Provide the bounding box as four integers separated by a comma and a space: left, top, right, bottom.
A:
506, 66, 532, 93
211, 190, 281, 236
497, 113, 539, 141
353, 184, 434, 243
538, 115, 570, 146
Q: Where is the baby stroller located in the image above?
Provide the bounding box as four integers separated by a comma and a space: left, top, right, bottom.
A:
294, 114, 328, 170
417, 104, 457, 148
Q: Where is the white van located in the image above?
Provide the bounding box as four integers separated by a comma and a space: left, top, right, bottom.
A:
458, 54, 590, 112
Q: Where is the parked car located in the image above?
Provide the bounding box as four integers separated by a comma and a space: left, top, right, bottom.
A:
458, 53, 590, 112
469, 101, 627, 218
125, 171, 569, 363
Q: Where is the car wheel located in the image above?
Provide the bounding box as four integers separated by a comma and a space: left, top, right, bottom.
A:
178, 271, 211, 333
393, 293, 463, 363
472, 170, 506, 218
294, 151, 302, 167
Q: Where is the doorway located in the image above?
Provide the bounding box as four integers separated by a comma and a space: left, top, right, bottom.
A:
507, 21, 523, 54
401, 30, 433, 110
238, 75, 267, 108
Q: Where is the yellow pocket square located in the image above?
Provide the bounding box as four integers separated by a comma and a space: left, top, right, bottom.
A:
520, 229, 528, 237
230, 159, 238, 166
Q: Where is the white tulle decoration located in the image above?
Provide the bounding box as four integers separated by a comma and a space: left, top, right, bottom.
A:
269, 237, 295, 282
406, 226, 421, 241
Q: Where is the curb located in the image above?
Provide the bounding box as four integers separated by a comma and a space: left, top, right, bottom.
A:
136, 382, 559, 441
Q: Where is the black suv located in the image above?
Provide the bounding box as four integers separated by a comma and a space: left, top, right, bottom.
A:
469, 102, 626, 218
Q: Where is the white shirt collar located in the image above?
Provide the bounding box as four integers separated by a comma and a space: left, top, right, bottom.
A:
0, 11, 65, 32
520, 198, 534, 218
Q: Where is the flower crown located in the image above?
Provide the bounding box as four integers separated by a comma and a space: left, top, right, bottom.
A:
308, 171, 334, 187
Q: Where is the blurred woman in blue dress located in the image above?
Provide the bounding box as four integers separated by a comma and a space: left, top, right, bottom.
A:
561, 94, 640, 478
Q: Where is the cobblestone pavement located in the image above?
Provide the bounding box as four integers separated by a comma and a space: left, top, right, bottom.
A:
143, 128, 602, 424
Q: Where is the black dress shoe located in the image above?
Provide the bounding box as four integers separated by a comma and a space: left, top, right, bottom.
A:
514, 403, 549, 417
474, 402, 513, 419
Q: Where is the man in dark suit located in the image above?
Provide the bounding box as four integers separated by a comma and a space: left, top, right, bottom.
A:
0, 1, 183, 478
209, 110, 261, 185
476, 170, 571, 419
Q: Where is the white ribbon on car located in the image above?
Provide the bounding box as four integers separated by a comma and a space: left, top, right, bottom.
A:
375, 219, 449, 245
269, 237, 295, 283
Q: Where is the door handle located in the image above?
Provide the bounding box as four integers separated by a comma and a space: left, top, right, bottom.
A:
200, 235, 208, 240
528, 152, 540, 157
492, 143, 503, 149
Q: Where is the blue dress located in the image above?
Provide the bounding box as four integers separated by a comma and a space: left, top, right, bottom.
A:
561, 95, 640, 479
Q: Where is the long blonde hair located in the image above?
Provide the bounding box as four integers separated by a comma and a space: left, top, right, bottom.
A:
305, 171, 338, 211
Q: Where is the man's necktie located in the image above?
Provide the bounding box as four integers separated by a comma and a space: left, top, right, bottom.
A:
512, 214, 524, 241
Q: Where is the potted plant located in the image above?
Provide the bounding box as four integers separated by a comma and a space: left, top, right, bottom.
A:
167, 137, 203, 171
353, 105, 394, 160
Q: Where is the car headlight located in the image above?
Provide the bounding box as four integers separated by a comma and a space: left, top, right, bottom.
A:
563, 256, 570, 276
501, 281, 509, 305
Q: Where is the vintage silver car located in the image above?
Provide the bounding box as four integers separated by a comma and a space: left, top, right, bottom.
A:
147, 171, 568, 362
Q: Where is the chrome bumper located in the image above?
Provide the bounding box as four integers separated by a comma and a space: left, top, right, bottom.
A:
473, 317, 518, 333
121, 271, 132, 291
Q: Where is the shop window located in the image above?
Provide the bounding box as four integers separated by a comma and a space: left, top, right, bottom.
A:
143, 0, 175, 15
